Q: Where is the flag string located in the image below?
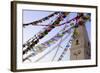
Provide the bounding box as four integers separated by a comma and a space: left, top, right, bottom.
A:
23, 12, 60, 27
22, 27, 72, 62
23, 12, 69, 55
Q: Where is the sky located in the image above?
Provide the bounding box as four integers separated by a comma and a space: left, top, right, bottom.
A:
22, 10, 91, 62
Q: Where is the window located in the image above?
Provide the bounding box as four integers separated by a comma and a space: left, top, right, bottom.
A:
88, 42, 90, 47
76, 39, 79, 45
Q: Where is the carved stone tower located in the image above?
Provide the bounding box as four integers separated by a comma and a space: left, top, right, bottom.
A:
70, 17, 91, 60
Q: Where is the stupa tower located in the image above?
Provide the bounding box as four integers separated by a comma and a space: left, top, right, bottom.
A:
70, 13, 91, 60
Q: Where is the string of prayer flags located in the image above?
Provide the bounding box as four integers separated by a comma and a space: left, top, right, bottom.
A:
22, 29, 71, 61
33, 27, 72, 53
23, 12, 60, 27
23, 19, 56, 48
23, 12, 91, 62
23, 12, 69, 54
58, 41, 71, 61
23, 16, 75, 50
23, 12, 70, 27
23, 13, 84, 27
22, 12, 83, 57
23, 26, 73, 61
23, 52, 35, 62
58, 48, 67, 61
